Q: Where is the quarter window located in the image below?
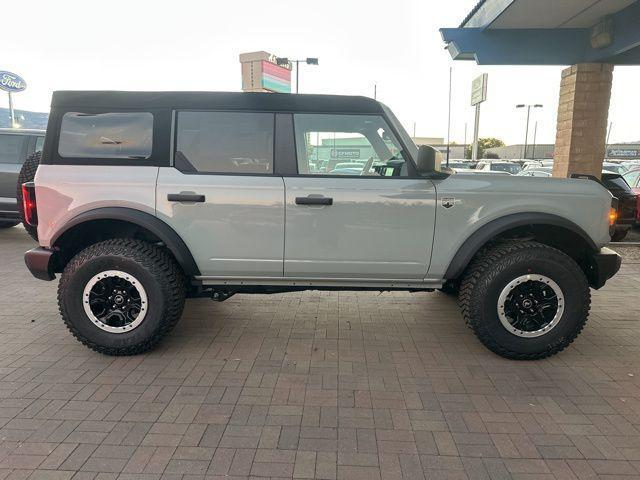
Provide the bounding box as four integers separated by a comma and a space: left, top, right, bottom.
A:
293, 114, 409, 176
175, 111, 274, 174
58, 112, 153, 159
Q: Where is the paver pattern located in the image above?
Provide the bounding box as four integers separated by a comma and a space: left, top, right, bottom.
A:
1, 227, 639, 479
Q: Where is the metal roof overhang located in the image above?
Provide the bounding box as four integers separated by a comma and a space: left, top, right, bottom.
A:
441, 0, 640, 65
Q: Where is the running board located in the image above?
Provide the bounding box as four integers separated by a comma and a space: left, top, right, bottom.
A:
194, 276, 443, 289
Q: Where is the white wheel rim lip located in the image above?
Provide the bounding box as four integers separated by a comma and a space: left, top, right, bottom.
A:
82, 270, 148, 334
497, 274, 564, 338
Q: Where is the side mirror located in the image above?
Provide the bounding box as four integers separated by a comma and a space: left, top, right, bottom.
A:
415, 145, 444, 175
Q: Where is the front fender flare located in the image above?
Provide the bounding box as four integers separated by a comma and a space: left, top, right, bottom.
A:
50, 207, 200, 277
443, 212, 598, 280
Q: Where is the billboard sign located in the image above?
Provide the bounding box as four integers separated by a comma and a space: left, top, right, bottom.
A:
0, 71, 27, 93
261, 60, 291, 93
470, 73, 487, 106
607, 147, 640, 159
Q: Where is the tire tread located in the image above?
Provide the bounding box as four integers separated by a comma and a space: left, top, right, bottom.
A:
459, 240, 591, 360
57, 238, 186, 355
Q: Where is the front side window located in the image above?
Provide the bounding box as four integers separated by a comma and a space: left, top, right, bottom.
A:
0, 134, 24, 164
293, 114, 409, 176
58, 112, 153, 159
175, 111, 274, 174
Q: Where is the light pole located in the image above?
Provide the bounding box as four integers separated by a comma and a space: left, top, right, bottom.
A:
276, 57, 318, 94
516, 104, 542, 159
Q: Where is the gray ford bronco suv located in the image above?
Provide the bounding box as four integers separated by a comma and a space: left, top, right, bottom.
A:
22, 91, 621, 359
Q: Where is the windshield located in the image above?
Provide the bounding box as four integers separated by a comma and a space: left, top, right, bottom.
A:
623, 169, 640, 187
491, 163, 522, 174
380, 103, 418, 160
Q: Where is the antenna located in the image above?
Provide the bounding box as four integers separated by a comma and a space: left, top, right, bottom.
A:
446, 66, 452, 165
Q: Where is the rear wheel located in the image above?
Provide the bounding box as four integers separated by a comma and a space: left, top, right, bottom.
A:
58, 239, 186, 355
0, 221, 20, 229
17, 151, 41, 241
459, 241, 590, 360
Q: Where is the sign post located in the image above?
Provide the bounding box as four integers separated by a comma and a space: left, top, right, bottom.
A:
470, 73, 487, 161
0, 71, 27, 128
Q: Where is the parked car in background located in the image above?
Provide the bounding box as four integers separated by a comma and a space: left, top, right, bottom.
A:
602, 172, 637, 240
475, 160, 522, 174
447, 160, 473, 171
603, 162, 630, 175
0, 128, 45, 228
623, 167, 640, 224
517, 167, 552, 177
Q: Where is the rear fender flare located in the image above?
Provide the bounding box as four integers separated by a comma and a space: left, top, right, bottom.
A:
51, 207, 200, 277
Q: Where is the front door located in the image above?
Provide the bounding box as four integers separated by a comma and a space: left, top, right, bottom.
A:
284, 113, 436, 280
156, 110, 284, 278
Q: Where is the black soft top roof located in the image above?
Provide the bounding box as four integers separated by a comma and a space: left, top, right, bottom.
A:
51, 91, 384, 114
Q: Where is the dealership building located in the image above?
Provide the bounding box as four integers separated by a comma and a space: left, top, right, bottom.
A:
485, 143, 640, 160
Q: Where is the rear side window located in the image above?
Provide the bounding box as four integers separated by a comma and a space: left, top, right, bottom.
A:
175, 111, 274, 174
0, 134, 25, 164
58, 112, 153, 159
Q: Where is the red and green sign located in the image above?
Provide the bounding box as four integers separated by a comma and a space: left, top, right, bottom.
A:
261, 61, 291, 93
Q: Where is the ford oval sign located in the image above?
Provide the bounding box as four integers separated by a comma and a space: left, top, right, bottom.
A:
0, 71, 27, 93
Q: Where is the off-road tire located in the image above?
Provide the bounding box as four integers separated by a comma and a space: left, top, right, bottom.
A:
459, 241, 590, 360
58, 239, 186, 355
0, 221, 20, 229
16, 151, 41, 241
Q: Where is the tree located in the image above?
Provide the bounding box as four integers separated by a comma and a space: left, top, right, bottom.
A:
465, 137, 505, 159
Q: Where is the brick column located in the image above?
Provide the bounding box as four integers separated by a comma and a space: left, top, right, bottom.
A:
553, 63, 614, 178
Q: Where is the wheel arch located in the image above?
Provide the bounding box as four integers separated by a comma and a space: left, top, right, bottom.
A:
444, 213, 599, 281
51, 207, 200, 277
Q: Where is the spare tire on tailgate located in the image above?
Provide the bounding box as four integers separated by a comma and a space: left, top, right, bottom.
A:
16, 151, 41, 241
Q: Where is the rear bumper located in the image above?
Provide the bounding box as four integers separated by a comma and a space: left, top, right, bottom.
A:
24, 247, 56, 281
588, 247, 622, 289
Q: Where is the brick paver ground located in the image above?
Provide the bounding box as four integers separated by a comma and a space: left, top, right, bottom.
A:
1, 226, 639, 479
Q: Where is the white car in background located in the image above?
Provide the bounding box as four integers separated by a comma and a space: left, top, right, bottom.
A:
475, 160, 522, 175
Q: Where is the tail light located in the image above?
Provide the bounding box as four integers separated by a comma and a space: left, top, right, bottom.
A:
21, 182, 38, 226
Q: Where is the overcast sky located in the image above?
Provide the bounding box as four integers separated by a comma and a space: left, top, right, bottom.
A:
3, 0, 639, 144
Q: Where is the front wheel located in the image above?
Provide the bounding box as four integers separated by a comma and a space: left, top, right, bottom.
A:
459, 241, 590, 360
58, 239, 186, 355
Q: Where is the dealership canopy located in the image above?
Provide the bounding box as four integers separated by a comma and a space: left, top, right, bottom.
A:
440, 0, 640, 65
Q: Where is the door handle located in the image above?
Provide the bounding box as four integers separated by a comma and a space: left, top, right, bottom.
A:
167, 193, 205, 203
295, 195, 333, 206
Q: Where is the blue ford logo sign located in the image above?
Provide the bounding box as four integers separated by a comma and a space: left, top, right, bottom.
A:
0, 71, 27, 93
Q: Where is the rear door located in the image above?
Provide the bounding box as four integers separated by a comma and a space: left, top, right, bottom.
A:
0, 133, 27, 215
283, 113, 436, 280
156, 110, 285, 278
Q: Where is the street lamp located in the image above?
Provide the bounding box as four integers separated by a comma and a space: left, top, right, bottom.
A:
276, 57, 319, 94
516, 104, 543, 159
